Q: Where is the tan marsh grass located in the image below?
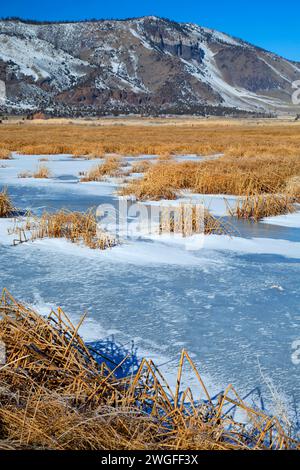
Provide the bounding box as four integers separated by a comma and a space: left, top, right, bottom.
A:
227, 194, 296, 221
131, 159, 152, 173
81, 156, 122, 182
121, 153, 300, 200
0, 188, 15, 217
33, 165, 51, 179
0, 290, 297, 450
16, 209, 118, 250
2, 120, 300, 158
0, 148, 12, 160
159, 203, 234, 236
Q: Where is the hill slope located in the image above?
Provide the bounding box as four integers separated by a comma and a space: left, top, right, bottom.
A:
0, 16, 299, 116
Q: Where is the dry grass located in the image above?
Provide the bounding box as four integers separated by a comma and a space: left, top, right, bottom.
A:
193, 155, 300, 195
18, 165, 52, 179
159, 203, 233, 236
0, 289, 297, 450
81, 157, 122, 182
1, 121, 300, 158
286, 176, 300, 202
33, 165, 51, 179
131, 160, 153, 173
0, 188, 15, 217
227, 195, 296, 221
0, 148, 12, 160
121, 153, 300, 201
13, 209, 118, 250
120, 162, 199, 200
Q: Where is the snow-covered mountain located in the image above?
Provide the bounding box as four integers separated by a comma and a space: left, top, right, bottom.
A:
0, 16, 299, 116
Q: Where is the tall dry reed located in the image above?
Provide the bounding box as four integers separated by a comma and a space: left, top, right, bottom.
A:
0, 290, 297, 450
0, 188, 15, 217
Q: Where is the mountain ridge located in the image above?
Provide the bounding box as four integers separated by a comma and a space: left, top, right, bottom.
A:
0, 16, 299, 116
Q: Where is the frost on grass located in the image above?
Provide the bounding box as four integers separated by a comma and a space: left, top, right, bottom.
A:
18, 164, 52, 179
12, 209, 118, 250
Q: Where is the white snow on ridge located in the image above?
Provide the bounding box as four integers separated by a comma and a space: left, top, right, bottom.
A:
0, 33, 90, 88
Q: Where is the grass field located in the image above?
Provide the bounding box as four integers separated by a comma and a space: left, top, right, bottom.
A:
2, 118, 300, 215
1, 118, 300, 158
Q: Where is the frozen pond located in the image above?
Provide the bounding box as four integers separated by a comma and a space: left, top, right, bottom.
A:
0, 154, 300, 426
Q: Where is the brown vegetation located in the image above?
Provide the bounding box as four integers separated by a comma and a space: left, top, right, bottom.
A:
14, 210, 118, 250
0, 290, 297, 450
120, 162, 198, 200
227, 195, 296, 221
286, 176, 300, 202
0, 188, 15, 217
131, 159, 152, 173
33, 165, 51, 179
121, 153, 300, 201
0, 148, 12, 160
1, 120, 300, 158
81, 156, 122, 181
159, 203, 234, 236
18, 165, 52, 179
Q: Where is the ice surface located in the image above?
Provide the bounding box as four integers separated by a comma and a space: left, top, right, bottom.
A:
0, 154, 299, 422
262, 210, 300, 228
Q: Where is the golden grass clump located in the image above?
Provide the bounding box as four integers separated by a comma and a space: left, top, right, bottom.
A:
159, 203, 233, 236
286, 176, 300, 202
33, 165, 51, 179
228, 194, 296, 221
0, 289, 297, 450
120, 162, 199, 200
193, 154, 300, 196
121, 152, 300, 201
17, 209, 118, 250
0, 148, 12, 160
0, 188, 15, 218
18, 165, 52, 179
131, 159, 152, 173
81, 156, 122, 182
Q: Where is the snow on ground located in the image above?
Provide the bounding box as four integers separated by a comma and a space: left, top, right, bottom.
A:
0, 154, 299, 422
262, 210, 300, 229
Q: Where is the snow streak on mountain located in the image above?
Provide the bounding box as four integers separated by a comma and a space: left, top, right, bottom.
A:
0, 16, 299, 115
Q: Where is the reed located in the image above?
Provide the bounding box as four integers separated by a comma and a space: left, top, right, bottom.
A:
131, 160, 152, 173
159, 203, 233, 236
15, 209, 118, 250
18, 165, 52, 179
0, 188, 15, 217
81, 156, 122, 182
1, 121, 300, 159
228, 194, 296, 221
0, 290, 297, 450
286, 176, 300, 202
33, 165, 51, 179
0, 148, 12, 160
121, 153, 300, 201
120, 162, 198, 200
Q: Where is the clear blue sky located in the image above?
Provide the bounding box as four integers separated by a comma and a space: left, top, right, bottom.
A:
1, 0, 299, 61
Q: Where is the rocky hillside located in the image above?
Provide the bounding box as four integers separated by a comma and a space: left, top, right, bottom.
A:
0, 16, 299, 116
